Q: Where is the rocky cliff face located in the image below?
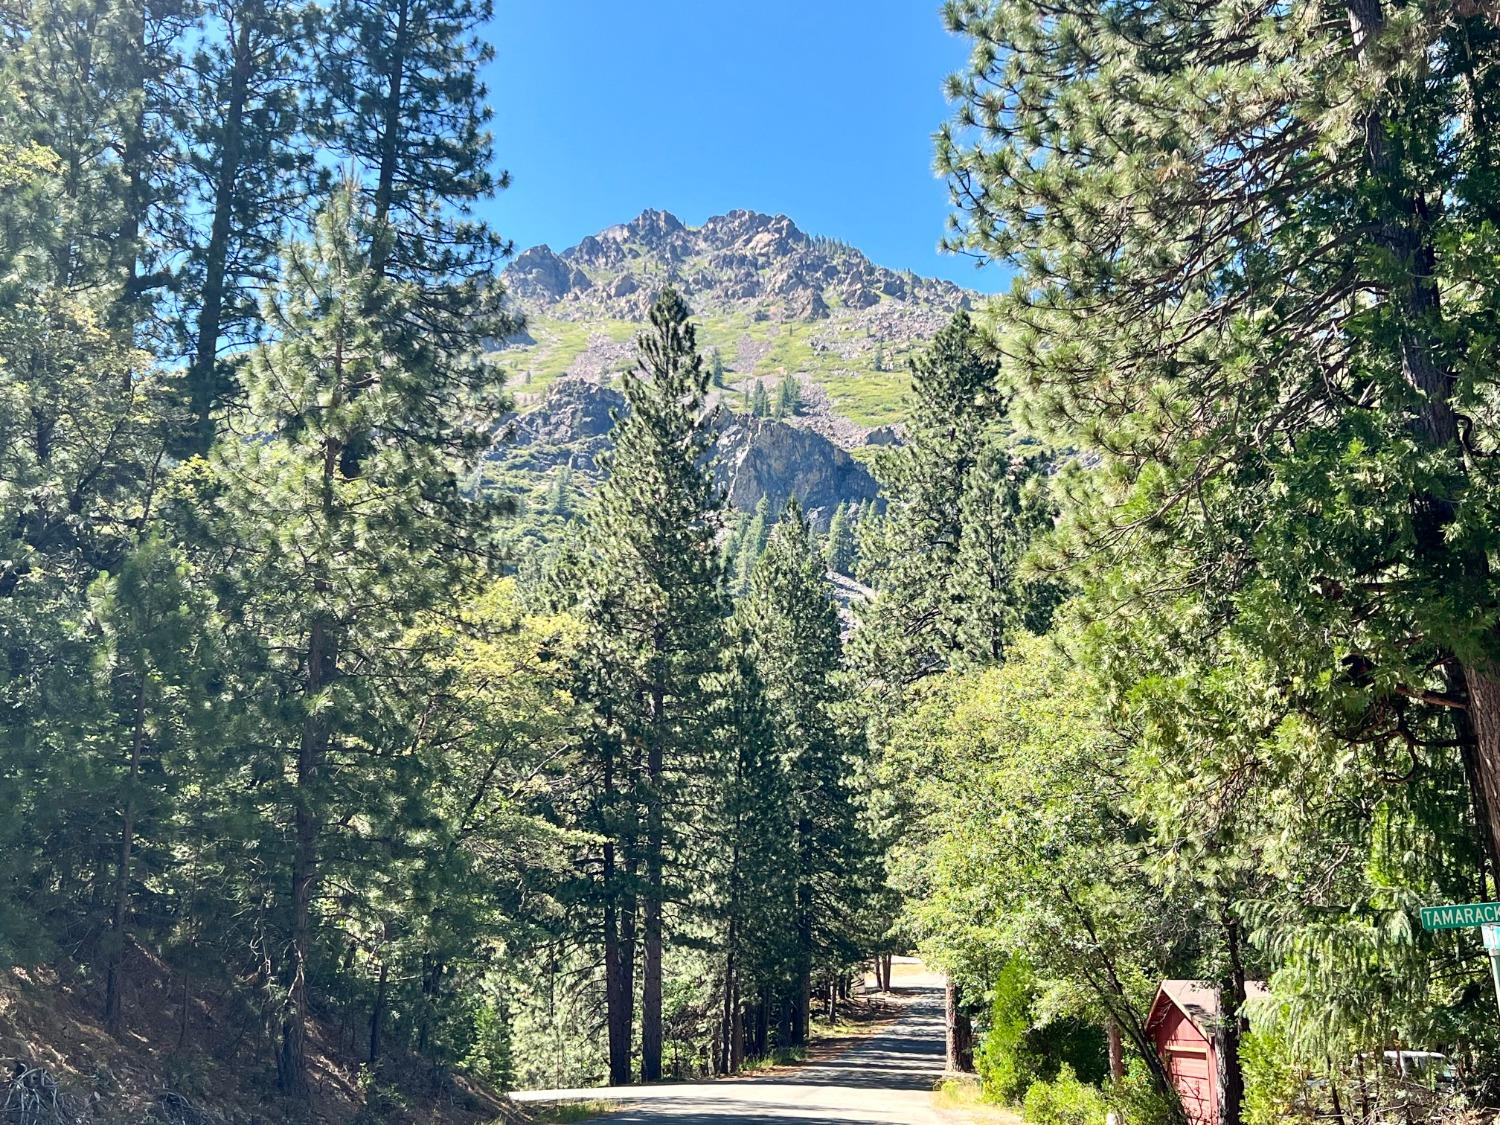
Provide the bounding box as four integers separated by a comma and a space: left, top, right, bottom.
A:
498, 377, 878, 529
713, 413, 878, 526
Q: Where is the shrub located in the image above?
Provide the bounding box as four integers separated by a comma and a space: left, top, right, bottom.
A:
1021, 1065, 1109, 1125
977, 958, 1044, 1103
1104, 1059, 1179, 1125
1241, 1025, 1309, 1125
976, 958, 1108, 1105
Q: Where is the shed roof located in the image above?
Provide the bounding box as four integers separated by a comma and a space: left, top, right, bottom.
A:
1150, 980, 1270, 1036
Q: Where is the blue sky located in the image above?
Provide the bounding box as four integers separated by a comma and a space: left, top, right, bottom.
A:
479, 1, 1003, 292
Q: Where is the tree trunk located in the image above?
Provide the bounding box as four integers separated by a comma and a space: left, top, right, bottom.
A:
1107, 1016, 1125, 1080
186, 13, 254, 454
368, 0, 409, 262
881, 953, 892, 993
368, 959, 388, 1065
730, 979, 743, 1070
945, 981, 974, 1072
602, 738, 633, 1085
641, 687, 665, 1083
792, 844, 813, 1046
778, 992, 794, 1048
279, 431, 340, 1097
945, 981, 961, 1071
794, 966, 811, 1046
1462, 670, 1500, 873
1345, 0, 1500, 876
115, 10, 147, 332
1218, 917, 1248, 1125
720, 915, 737, 1075
104, 673, 149, 1036
278, 612, 328, 1098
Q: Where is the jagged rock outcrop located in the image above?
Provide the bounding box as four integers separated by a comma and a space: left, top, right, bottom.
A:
501, 207, 966, 324
501, 378, 623, 473
506, 244, 592, 301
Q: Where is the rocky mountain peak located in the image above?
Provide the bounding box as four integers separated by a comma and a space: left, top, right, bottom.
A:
498, 207, 971, 453
698, 210, 809, 257
624, 207, 686, 243
502, 208, 967, 327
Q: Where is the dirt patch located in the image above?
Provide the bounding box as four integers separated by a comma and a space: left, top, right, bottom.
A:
0, 950, 505, 1124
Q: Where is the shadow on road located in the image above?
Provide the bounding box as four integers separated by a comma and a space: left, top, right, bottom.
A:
516, 980, 951, 1124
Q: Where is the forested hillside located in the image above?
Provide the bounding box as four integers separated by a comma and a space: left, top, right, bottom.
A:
6, 0, 1500, 1124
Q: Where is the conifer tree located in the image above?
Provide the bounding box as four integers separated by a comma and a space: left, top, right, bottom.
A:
937, 0, 1500, 870
180, 0, 318, 450
711, 347, 725, 387
733, 495, 772, 595
774, 374, 799, 419
950, 439, 1058, 666
203, 185, 507, 1095
750, 378, 771, 418
823, 501, 857, 577
1, 0, 187, 317
315, 0, 515, 477
88, 535, 220, 1036
0, 118, 173, 964
853, 311, 1026, 701
545, 463, 574, 517
711, 636, 796, 1069
318, 0, 507, 308
571, 287, 726, 1084
740, 500, 862, 1044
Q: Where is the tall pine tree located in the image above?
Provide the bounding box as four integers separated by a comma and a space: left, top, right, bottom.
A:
571, 287, 726, 1083
180, 0, 318, 450
853, 311, 1032, 702
740, 500, 862, 1044
936, 0, 1500, 871
202, 184, 508, 1095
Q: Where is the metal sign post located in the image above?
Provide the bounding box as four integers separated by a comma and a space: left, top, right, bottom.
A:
1484, 924, 1500, 1020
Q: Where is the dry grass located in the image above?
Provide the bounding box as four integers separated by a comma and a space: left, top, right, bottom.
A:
932, 1075, 1025, 1124
515, 1100, 619, 1124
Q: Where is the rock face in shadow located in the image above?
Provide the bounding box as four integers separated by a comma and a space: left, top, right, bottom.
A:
712, 414, 878, 528
497, 378, 878, 528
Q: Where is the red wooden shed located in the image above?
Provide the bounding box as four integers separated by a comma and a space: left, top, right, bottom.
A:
1146, 980, 1268, 1125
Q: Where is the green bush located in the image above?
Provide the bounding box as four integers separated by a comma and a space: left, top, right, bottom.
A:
976, 958, 1108, 1105
1104, 1059, 1179, 1125
977, 958, 1044, 1103
1022, 1065, 1109, 1125
1241, 1025, 1311, 1125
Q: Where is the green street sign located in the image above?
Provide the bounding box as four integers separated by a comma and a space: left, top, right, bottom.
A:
1420, 902, 1500, 930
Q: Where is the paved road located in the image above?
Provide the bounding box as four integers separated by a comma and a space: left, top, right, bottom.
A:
513, 979, 949, 1123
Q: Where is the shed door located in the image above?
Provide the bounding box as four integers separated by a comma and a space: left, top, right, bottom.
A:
1165, 1045, 1215, 1125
